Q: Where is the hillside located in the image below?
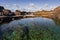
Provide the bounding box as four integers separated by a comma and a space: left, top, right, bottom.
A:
33, 6, 60, 20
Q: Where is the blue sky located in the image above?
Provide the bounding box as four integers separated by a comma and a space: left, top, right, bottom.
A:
0, 0, 60, 12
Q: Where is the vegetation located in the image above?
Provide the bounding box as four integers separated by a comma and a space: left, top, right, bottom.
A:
0, 6, 4, 12
1, 26, 60, 40
0, 19, 60, 40
53, 19, 60, 26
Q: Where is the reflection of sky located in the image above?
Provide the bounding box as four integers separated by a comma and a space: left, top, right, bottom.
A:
0, 0, 60, 11
1, 18, 60, 33
8, 18, 56, 27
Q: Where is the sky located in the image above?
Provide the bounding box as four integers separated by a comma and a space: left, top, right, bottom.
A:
0, 0, 60, 12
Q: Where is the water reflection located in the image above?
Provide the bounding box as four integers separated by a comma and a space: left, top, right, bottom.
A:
0, 18, 56, 30
0, 17, 60, 40
0, 17, 60, 34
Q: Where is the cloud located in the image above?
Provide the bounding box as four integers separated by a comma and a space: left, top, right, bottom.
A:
0, 4, 4, 6
5, 4, 11, 8
44, 4, 48, 7
50, 6, 58, 10
29, 3, 37, 9
29, 3, 35, 7
13, 4, 17, 6
11, 4, 21, 10
3, 4, 21, 11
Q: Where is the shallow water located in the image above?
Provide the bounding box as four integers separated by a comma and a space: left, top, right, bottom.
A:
0, 17, 60, 40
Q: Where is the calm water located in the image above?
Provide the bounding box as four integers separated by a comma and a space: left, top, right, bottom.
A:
1, 17, 60, 29
0, 17, 60, 40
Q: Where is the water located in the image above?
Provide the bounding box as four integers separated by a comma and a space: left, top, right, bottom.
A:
0, 17, 60, 40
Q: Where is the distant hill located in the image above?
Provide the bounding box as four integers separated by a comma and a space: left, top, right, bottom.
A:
54, 6, 60, 11
33, 6, 60, 19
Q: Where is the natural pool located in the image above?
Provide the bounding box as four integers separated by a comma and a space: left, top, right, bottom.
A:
0, 17, 60, 40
